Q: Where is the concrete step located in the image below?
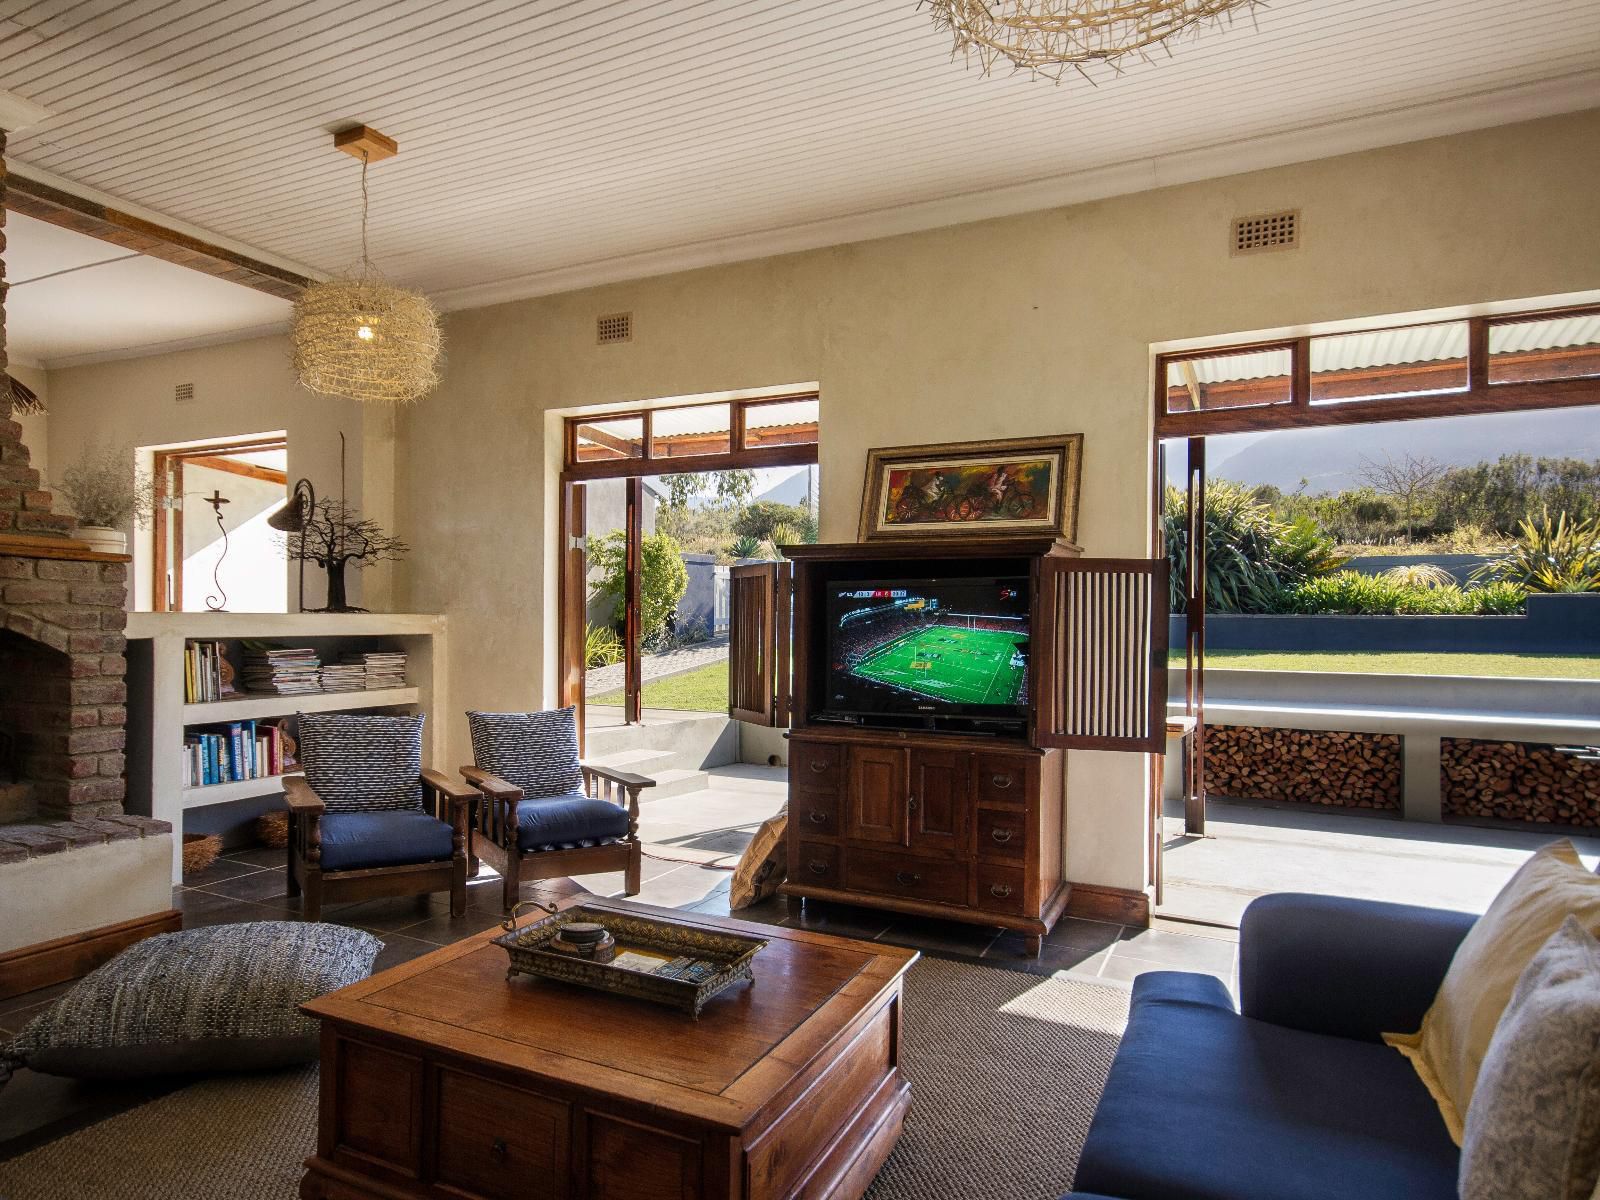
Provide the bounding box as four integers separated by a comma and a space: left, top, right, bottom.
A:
584, 712, 737, 775
587, 748, 677, 774
641, 767, 712, 801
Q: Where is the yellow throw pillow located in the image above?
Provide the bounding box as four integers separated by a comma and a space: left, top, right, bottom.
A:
1386, 840, 1600, 1145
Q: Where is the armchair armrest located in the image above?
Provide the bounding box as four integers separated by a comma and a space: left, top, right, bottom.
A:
421, 767, 479, 805
283, 774, 324, 814
1239, 893, 1476, 1043
460, 765, 523, 802
579, 762, 656, 792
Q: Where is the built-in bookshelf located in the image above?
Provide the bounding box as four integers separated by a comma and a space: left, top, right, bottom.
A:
125, 612, 448, 884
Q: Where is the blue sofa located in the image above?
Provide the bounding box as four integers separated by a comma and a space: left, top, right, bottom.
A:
1066, 893, 1476, 1200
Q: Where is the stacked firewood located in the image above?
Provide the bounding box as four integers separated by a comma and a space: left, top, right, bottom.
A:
1203, 725, 1402, 811
1442, 739, 1600, 827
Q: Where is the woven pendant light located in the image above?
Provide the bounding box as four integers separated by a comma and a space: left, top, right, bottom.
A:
928, 0, 1258, 83
291, 129, 441, 405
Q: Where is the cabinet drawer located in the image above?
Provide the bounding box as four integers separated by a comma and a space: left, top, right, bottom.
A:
434, 1068, 570, 1199
976, 754, 1032, 805
976, 809, 1027, 863
791, 789, 840, 837
791, 740, 844, 789
793, 841, 840, 887
845, 847, 968, 907
976, 864, 1027, 916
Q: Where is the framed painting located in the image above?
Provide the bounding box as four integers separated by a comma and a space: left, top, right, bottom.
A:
857, 434, 1083, 543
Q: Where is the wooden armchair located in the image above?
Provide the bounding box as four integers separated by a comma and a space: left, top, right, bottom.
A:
286, 768, 477, 923
462, 761, 655, 913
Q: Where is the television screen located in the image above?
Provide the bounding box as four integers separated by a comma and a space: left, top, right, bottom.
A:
821, 577, 1030, 726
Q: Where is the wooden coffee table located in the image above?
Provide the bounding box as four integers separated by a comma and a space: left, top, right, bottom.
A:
299, 896, 918, 1200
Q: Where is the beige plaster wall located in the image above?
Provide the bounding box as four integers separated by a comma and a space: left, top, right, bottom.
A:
43, 335, 370, 612
396, 109, 1600, 894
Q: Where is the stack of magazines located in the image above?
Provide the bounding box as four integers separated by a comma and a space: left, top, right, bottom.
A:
242, 646, 321, 696
318, 661, 367, 693
342, 650, 407, 690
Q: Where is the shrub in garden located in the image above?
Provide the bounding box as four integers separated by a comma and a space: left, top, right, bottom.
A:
1474, 508, 1600, 593
588, 530, 690, 644
585, 623, 623, 668
1275, 571, 1526, 615
1165, 483, 1346, 614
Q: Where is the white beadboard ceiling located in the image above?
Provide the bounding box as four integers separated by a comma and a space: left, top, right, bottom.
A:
3, 0, 1600, 321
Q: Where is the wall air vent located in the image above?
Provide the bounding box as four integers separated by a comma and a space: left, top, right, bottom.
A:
174, 383, 195, 403
596, 312, 632, 345
1231, 210, 1299, 256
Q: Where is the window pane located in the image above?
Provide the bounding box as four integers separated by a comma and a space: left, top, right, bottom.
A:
1488, 312, 1600, 385
651, 403, 731, 459
574, 416, 644, 462
744, 397, 819, 448
1163, 348, 1292, 414
1310, 321, 1468, 405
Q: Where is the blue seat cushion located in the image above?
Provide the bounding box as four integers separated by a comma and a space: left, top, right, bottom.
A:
516, 792, 629, 852
318, 810, 455, 872
1072, 972, 1458, 1200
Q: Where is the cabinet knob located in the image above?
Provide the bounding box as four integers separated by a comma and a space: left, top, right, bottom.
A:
490, 1137, 508, 1162
808, 859, 830, 876
895, 870, 922, 886
907, 795, 919, 810
989, 883, 1014, 899
990, 827, 1015, 844
807, 809, 828, 825
990, 773, 1013, 789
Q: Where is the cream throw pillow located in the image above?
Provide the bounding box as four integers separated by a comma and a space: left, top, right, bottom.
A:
1385, 839, 1600, 1145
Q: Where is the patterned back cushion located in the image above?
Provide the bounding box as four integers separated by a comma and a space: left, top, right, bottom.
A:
1, 922, 381, 1081
467, 707, 582, 798
297, 711, 424, 812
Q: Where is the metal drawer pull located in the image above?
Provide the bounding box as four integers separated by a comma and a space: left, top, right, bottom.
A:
989, 883, 1014, 899
809, 760, 830, 773
808, 859, 830, 876
490, 1137, 508, 1162
990, 827, 1015, 844
895, 870, 922, 886
808, 809, 828, 825
907, 795, 919, 810
990, 774, 1013, 789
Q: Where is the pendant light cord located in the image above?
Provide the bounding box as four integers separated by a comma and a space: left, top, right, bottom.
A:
359, 149, 372, 277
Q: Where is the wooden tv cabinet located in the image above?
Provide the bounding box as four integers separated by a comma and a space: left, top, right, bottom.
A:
775, 537, 1166, 957
785, 726, 1067, 955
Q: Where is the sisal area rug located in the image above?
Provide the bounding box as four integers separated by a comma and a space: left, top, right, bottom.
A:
0, 958, 1127, 1200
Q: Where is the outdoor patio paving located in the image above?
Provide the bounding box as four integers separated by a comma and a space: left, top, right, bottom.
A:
1158, 796, 1600, 926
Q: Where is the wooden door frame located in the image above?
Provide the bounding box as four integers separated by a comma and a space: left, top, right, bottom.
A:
151, 436, 287, 612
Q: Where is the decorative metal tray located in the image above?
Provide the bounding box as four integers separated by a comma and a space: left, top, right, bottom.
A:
492, 900, 767, 1018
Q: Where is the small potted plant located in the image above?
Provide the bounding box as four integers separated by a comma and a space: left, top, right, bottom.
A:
51, 442, 155, 556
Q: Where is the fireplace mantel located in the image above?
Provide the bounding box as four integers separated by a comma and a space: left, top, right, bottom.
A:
0, 532, 130, 564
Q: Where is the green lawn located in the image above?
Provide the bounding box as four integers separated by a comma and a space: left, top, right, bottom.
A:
590, 660, 731, 713
851, 626, 1027, 706
1170, 648, 1600, 679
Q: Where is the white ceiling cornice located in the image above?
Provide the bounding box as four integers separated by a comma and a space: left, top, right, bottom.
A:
5, 158, 327, 286
432, 70, 1600, 314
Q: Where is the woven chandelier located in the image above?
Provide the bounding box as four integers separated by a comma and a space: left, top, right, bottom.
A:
927, 0, 1258, 82
291, 129, 441, 405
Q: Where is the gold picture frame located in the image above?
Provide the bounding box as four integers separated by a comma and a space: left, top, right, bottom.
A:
857, 434, 1083, 543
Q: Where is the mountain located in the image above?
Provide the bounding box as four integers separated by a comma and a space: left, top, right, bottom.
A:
1186, 406, 1600, 494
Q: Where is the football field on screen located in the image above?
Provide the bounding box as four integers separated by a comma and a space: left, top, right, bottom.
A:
850, 625, 1027, 706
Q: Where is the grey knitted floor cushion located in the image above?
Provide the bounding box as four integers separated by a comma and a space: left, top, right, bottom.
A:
1, 922, 381, 1084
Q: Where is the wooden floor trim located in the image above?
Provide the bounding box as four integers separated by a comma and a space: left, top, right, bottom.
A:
0, 909, 182, 1001
1064, 883, 1151, 928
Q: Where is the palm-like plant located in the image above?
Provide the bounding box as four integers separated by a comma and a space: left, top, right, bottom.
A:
728, 533, 762, 560
1474, 508, 1600, 593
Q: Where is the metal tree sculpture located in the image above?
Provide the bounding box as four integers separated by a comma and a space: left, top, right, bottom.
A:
281, 499, 408, 613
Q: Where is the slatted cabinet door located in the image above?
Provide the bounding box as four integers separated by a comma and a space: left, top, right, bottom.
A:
1034, 558, 1170, 753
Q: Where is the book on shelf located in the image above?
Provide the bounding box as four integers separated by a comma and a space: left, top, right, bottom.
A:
183, 720, 294, 789
241, 644, 322, 696
183, 640, 243, 704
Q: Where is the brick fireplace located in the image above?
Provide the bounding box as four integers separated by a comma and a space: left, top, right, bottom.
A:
0, 127, 173, 984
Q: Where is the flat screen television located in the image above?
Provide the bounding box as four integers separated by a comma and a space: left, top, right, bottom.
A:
816, 576, 1030, 734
